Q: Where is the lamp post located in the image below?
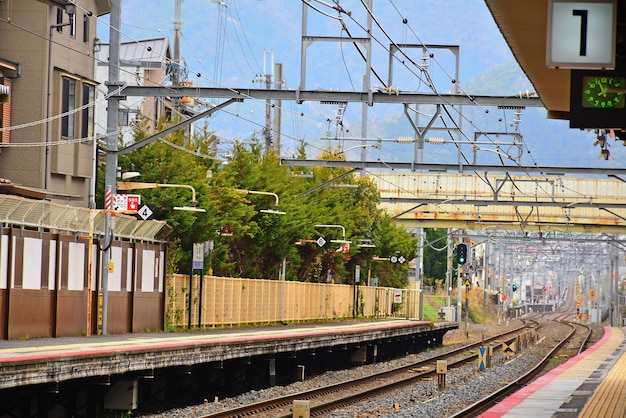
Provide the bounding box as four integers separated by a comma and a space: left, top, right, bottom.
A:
101, 181, 205, 335
117, 181, 206, 212
118, 181, 207, 330
314, 224, 358, 316
236, 189, 285, 215
314, 224, 350, 244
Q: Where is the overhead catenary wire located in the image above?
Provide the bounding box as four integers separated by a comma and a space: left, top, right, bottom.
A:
7, 1, 569, 210
0, 5, 332, 156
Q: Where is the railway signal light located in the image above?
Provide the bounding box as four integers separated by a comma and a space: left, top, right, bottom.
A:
456, 243, 467, 265
512, 284, 518, 292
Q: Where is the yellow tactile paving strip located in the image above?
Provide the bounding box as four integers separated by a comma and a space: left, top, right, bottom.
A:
483, 327, 625, 418
579, 327, 626, 418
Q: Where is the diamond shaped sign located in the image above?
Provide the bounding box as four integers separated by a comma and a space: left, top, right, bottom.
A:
316, 236, 327, 247
136, 204, 154, 221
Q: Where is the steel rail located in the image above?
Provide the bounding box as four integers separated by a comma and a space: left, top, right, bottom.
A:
449, 320, 591, 418
201, 321, 534, 418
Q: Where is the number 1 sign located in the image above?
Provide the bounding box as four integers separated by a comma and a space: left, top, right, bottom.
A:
547, 0, 616, 69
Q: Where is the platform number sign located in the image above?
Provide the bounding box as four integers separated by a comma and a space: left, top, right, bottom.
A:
547, 0, 617, 69
136, 204, 154, 221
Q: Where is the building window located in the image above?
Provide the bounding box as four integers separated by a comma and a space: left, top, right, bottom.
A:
81, 84, 95, 140
83, 14, 90, 43
61, 77, 76, 138
56, 8, 63, 32
69, 13, 76, 38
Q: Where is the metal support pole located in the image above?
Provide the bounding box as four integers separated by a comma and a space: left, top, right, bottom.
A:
465, 282, 469, 337
446, 230, 453, 310
198, 267, 203, 329
102, 208, 112, 335
273, 62, 283, 155
188, 257, 193, 330
457, 252, 463, 323
102, 0, 122, 336
280, 258, 286, 323
354, 265, 361, 318
484, 241, 489, 306
360, 0, 372, 175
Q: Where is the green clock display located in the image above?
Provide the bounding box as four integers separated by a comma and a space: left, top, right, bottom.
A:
582, 76, 626, 108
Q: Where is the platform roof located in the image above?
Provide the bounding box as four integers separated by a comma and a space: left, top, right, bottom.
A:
484, 0, 626, 121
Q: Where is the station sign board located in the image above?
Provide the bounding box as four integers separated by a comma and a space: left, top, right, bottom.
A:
112, 194, 140, 211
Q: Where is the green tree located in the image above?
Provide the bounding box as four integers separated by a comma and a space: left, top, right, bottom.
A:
110, 123, 419, 286
423, 228, 449, 289
113, 118, 221, 273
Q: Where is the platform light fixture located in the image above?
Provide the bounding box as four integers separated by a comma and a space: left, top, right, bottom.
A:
117, 181, 206, 213
315, 224, 352, 244
236, 189, 286, 215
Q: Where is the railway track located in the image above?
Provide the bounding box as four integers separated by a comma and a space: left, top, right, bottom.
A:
449, 319, 592, 418
201, 320, 538, 418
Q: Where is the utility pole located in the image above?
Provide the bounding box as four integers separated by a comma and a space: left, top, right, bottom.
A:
446, 230, 453, 311
253, 50, 274, 153
273, 62, 283, 155
359, 0, 372, 174
172, 0, 181, 87
457, 236, 464, 322
102, 0, 122, 336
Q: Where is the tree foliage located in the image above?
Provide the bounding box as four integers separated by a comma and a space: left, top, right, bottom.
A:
423, 228, 449, 288
107, 120, 419, 288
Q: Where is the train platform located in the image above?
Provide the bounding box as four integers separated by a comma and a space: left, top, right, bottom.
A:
0, 319, 455, 390
480, 326, 626, 418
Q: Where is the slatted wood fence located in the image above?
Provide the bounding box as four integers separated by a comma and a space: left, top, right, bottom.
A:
168, 274, 422, 328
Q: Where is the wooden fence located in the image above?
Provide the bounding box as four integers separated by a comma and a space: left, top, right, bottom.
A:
168, 274, 422, 328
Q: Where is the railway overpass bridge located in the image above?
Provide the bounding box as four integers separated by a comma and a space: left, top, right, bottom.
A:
373, 171, 626, 235
282, 158, 626, 235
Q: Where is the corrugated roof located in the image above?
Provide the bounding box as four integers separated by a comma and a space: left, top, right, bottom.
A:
98, 37, 170, 68
0, 195, 172, 242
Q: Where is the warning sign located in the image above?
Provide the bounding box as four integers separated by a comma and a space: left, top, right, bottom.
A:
113, 194, 140, 211
478, 346, 487, 370
502, 341, 516, 357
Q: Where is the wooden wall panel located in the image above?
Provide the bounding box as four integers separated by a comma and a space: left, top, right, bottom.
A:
0, 225, 166, 340
55, 290, 87, 337
106, 291, 131, 334
132, 292, 163, 332
0, 289, 6, 339
7, 289, 53, 339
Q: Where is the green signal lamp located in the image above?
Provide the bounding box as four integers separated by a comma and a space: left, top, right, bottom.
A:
456, 243, 467, 265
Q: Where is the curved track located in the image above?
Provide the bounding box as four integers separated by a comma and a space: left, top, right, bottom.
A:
201, 320, 537, 418
449, 319, 592, 418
